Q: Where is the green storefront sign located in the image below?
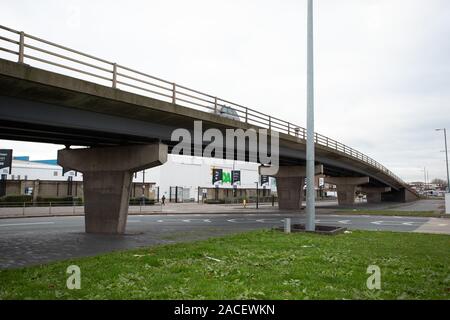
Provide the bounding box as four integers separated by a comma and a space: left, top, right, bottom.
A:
212, 169, 240, 185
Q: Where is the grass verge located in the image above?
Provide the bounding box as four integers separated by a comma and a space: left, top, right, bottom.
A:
0, 230, 449, 300
335, 210, 443, 217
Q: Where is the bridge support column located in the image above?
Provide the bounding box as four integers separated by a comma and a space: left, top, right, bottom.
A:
325, 177, 369, 206
58, 143, 167, 234
259, 165, 323, 210
359, 187, 391, 203
381, 188, 418, 203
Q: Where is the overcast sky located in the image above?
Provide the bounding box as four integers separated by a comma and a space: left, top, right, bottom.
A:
0, 0, 449, 182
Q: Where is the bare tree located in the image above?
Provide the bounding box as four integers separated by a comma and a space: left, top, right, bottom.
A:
431, 178, 448, 187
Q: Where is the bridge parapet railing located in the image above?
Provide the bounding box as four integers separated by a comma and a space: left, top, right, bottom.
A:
0, 25, 406, 187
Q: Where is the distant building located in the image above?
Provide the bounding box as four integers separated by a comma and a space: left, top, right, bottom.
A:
1, 154, 334, 202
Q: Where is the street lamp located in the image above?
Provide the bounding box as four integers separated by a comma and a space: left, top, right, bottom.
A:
436, 128, 450, 192
255, 181, 259, 209
141, 169, 146, 205
305, 0, 315, 231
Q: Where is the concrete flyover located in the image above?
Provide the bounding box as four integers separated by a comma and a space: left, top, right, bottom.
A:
0, 26, 418, 233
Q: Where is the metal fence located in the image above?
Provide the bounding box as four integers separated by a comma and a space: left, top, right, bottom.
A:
0, 25, 406, 187
0, 201, 162, 217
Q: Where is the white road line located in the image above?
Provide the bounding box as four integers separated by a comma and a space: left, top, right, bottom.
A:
157, 220, 164, 223
338, 220, 351, 224
203, 219, 211, 223
182, 219, 191, 223
0, 222, 55, 227
371, 220, 419, 226
227, 219, 237, 223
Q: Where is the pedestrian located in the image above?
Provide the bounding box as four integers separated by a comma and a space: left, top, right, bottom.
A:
161, 195, 166, 205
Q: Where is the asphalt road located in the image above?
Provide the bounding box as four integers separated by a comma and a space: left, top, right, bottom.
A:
0, 212, 449, 269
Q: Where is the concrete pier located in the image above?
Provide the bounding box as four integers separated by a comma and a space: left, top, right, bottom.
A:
325, 177, 370, 206
259, 165, 323, 210
58, 143, 167, 234
360, 187, 391, 203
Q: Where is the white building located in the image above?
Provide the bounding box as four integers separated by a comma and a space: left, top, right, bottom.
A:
2, 154, 276, 200
2, 159, 82, 181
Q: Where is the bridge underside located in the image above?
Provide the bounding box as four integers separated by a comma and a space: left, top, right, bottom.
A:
0, 59, 418, 233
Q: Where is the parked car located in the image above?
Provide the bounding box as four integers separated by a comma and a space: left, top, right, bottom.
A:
212, 105, 240, 121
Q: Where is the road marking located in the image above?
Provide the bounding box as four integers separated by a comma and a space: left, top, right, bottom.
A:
256, 219, 266, 223
338, 220, 351, 224
203, 219, 211, 223
227, 219, 237, 223
0, 222, 55, 227
157, 220, 164, 223
182, 219, 191, 223
371, 220, 421, 226
438, 224, 447, 227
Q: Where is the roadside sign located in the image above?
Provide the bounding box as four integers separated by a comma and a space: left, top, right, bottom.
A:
260, 175, 269, 186
0, 149, 12, 174
231, 170, 241, 185
212, 168, 222, 185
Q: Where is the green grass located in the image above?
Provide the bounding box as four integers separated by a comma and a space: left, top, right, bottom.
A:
335, 210, 443, 217
0, 230, 449, 300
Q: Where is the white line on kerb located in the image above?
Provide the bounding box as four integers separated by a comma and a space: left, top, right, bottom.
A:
0, 222, 55, 227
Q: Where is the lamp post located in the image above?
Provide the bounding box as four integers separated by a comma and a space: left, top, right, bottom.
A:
420, 167, 427, 196
305, 0, 316, 231
436, 128, 450, 192
255, 181, 259, 209
141, 169, 146, 205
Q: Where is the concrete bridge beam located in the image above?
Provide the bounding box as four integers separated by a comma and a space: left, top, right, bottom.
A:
58, 143, 167, 234
259, 165, 323, 210
325, 176, 370, 206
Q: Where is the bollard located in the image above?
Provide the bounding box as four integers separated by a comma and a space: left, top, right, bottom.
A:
243, 199, 247, 208
284, 218, 291, 234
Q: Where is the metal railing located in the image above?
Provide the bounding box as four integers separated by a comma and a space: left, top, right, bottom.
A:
0, 201, 161, 217
0, 25, 407, 187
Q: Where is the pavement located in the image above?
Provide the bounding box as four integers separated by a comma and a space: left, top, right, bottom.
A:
0, 200, 449, 269
0, 199, 446, 218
